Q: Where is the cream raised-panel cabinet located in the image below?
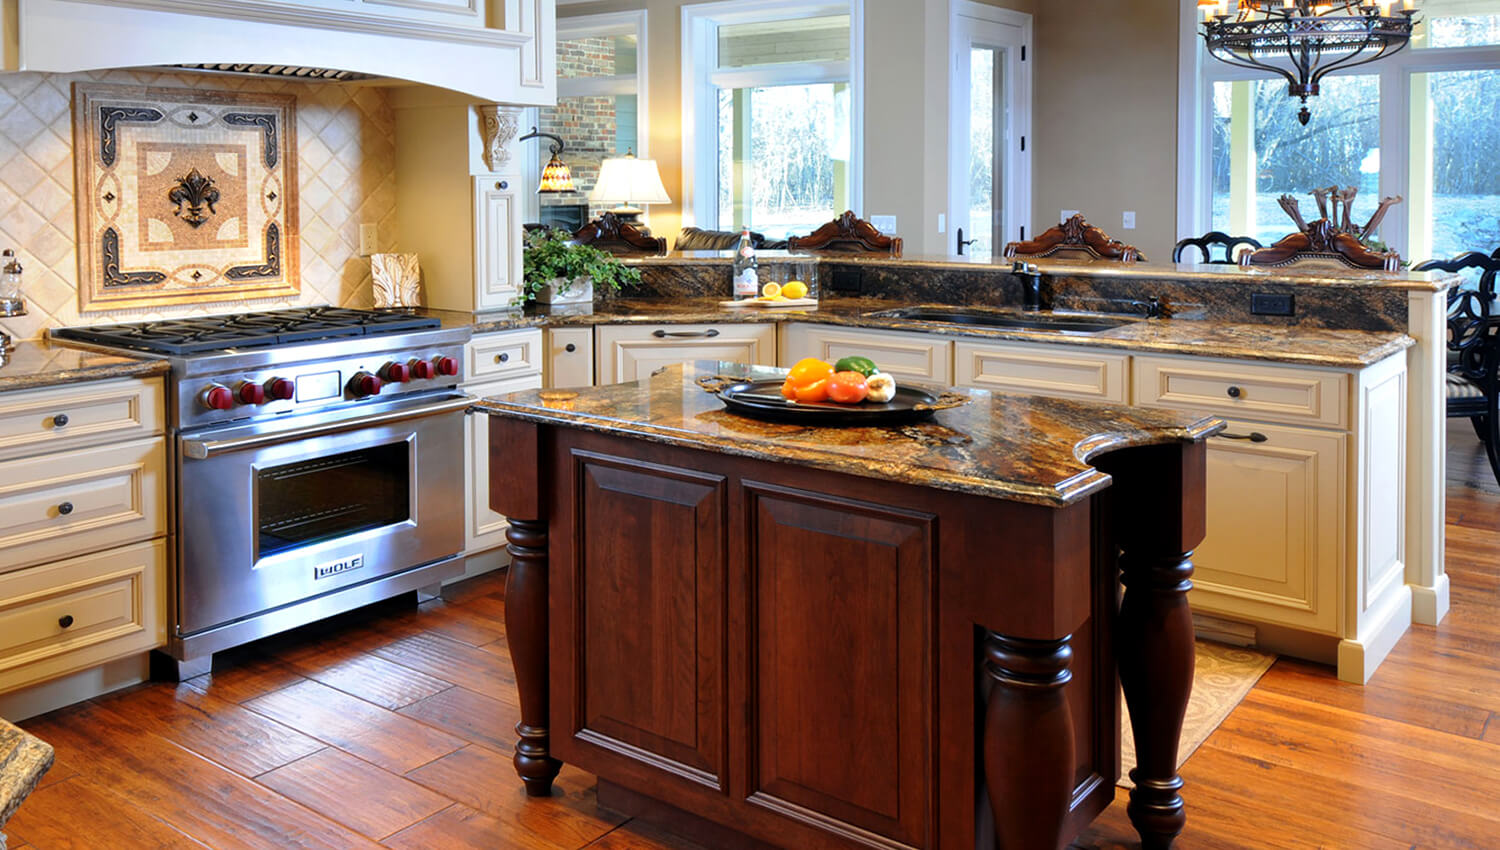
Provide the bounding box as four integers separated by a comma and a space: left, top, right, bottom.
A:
474, 176, 523, 311
546, 328, 595, 388
779, 323, 953, 384
953, 339, 1129, 403
463, 329, 544, 554
596, 324, 779, 384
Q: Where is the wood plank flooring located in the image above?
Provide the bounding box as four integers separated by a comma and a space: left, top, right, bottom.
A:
7, 418, 1498, 849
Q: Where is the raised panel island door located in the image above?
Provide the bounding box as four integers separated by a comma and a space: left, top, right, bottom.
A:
745, 483, 932, 848
568, 452, 727, 790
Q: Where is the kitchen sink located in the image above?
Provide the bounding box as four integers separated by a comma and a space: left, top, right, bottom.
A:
864, 306, 1142, 334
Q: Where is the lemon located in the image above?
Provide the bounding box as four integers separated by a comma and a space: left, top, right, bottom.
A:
782, 280, 808, 299
761, 281, 781, 298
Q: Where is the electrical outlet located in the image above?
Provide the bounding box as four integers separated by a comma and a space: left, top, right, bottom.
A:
870, 215, 897, 234
1060, 209, 1079, 222
358, 223, 378, 257
1122, 211, 1137, 230
937, 213, 946, 234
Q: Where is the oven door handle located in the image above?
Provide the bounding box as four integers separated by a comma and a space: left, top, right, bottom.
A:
181, 396, 473, 459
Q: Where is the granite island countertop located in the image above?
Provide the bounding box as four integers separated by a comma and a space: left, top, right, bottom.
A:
451, 297, 1414, 369
474, 361, 1224, 507
0, 339, 169, 393
0, 717, 53, 845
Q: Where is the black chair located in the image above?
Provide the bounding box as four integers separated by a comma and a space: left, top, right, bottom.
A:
1413, 248, 1500, 484
1172, 231, 1262, 264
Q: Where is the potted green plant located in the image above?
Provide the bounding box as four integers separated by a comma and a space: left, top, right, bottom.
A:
520, 228, 642, 306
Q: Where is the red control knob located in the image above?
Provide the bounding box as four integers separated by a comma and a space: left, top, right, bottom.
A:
409, 358, 435, 380
433, 356, 458, 377
201, 384, 235, 411
349, 372, 383, 398
237, 381, 266, 405
265, 377, 295, 401
381, 361, 411, 384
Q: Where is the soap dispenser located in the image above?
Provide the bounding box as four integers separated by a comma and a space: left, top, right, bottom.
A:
0, 250, 25, 317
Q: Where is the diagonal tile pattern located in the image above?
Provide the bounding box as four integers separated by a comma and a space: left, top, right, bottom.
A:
0, 69, 396, 341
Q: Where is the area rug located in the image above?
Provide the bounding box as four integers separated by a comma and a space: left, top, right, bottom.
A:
1118, 641, 1276, 788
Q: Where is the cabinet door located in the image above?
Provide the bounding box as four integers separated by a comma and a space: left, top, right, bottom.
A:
954, 340, 1128, 403
464, 375, 543, 554
473, 176, 522, 311
547, 328, 595, 388
779, 323, 952, 384
1191, 420, 1345, 634
596, 324, 778, 384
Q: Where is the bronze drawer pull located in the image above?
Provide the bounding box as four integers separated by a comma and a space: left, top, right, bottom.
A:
653, 329, 720, 339
57, 501, 74, 515
53, 413, 70, 427
1227, 386, 1242, 398
1216, 431, 1268, 443
58, 615, 74, 629
564, 343, 576, 353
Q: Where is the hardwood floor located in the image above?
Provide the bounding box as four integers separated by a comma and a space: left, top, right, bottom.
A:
8, 418, 1498, 849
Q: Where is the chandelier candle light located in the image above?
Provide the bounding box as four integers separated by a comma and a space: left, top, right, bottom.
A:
1200, 0, 1418, 124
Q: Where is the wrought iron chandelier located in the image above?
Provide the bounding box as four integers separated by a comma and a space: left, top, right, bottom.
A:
1200, 0, 1418, 125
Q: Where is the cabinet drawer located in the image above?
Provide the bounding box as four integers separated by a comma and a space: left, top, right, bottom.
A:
1133, 355, 1348, 429
1190, 420, 1345, 634
0, 436, 167, 571
467, 328, 544, 382
953, 341, 1128, 403
780, 323, 952, 384
547, 327, 595, 389
597, 324, 778, 384
0, 377, 164, 463
0, 538, 167, 693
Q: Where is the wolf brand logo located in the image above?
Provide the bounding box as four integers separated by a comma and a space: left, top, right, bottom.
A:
314, 554, 364, 580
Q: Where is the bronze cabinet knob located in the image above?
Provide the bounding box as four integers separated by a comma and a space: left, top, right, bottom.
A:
564, 343, 576, 353
1227, 386, 1242, 398
57, 501, 74, 516
58, 614, 74, 629
53, 413, 70, 427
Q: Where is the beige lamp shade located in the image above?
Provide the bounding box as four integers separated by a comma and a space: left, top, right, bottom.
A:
589, 153, 671, 213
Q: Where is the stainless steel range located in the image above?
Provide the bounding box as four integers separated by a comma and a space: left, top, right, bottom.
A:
52, 307, 471, 678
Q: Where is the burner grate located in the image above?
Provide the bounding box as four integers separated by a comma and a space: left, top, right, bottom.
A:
52, 307, 442, 355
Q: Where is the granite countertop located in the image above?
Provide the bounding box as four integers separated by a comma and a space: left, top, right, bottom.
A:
475, 362, 1224, 508
0, 718, 53, 837
463, 297, 1413, 368
618, 250, 1459, 293
0, 339, 169, 393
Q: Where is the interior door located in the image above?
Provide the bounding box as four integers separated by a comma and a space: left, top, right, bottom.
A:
948, 3, 1030, 259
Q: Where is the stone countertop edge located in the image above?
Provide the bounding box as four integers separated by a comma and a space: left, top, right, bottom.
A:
618, 251, 1461, 293
473, 363, 1226, 509
0, 339, 170, 393
0, 717, 54, 834
457, 300, 1415, 369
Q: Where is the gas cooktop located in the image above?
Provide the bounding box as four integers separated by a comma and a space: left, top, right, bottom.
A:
51, 307, 442, 356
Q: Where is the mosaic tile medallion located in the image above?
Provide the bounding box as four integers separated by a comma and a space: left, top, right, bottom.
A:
72, 83, 299, 311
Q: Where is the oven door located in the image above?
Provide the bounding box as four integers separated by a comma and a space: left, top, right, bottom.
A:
176, 393, 468, 636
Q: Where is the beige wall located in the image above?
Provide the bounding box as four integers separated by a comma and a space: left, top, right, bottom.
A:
1031, 0, 1180, 261
559, 0, 1034, 256
0, 69, 396, 341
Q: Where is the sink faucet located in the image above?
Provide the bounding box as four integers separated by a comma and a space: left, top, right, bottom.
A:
1012, 261, 1045, 311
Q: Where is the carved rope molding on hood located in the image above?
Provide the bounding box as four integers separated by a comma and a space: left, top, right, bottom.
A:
7, 0, 556, 105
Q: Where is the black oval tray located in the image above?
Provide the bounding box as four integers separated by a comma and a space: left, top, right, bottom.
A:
715, 379, 943, 425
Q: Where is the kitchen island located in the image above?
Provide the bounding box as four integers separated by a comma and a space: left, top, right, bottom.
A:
479, 362, 1223, 850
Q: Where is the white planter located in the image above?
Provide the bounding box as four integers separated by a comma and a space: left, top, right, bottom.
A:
536, 276, 593, 305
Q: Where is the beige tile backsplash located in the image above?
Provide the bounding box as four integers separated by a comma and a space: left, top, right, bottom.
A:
0, 69, 397, 341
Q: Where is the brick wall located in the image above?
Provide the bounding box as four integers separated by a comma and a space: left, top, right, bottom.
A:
544, 37, 617, 216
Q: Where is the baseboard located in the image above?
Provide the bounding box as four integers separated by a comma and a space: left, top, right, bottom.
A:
1410, 574, 1451, 626
445, 547, 510, 584
0, 654, 151, 722
1337, 585, 1414, 685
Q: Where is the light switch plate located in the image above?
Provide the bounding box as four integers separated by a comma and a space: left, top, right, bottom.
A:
358, 223, 377, 257
870, 215, 897, 234
1122, 211, 1137, 230
1060, 209, 1079, 222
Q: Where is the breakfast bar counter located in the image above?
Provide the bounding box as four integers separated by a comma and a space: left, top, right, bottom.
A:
479, 362, 1223, 850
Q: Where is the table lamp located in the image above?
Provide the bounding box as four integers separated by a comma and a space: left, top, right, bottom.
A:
589, 151, 670, 230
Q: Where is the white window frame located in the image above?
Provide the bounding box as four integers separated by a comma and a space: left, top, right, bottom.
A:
680, 0, 865, 231
522, 9, 649, 225
1176, 0, 1500, 260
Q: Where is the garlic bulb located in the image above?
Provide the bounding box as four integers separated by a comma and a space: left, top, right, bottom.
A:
866, 372, 896, 403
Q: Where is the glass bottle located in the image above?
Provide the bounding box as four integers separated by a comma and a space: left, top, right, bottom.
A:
0, 250, 24, 317
732, 230, 759, 300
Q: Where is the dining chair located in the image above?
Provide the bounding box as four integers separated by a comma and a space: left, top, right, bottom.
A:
1172, 231, 1262, 264
1413, 248, 1500, 485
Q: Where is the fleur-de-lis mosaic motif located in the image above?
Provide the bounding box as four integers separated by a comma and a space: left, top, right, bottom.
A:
168, 168, 220, 228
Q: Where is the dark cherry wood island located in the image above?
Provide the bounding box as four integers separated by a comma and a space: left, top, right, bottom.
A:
478, 362, 1223, 850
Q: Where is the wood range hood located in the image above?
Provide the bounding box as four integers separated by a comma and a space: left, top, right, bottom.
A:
2, 0, 556, 104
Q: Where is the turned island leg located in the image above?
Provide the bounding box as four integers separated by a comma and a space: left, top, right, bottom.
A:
505, 517, 563, 796
983, 631, 1075, 850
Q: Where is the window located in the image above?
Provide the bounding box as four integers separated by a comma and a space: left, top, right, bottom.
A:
521, 12, 647, 228
684, 1, 863, 239
1180, 0, 1500, 264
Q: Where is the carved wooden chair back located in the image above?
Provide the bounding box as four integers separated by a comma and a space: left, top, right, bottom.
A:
1003, 214, 1145, 263
571, 213, 667, 256
1172, 232, 1262, 264
1413, 248, 1500, 484
786, 212, 902, 257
